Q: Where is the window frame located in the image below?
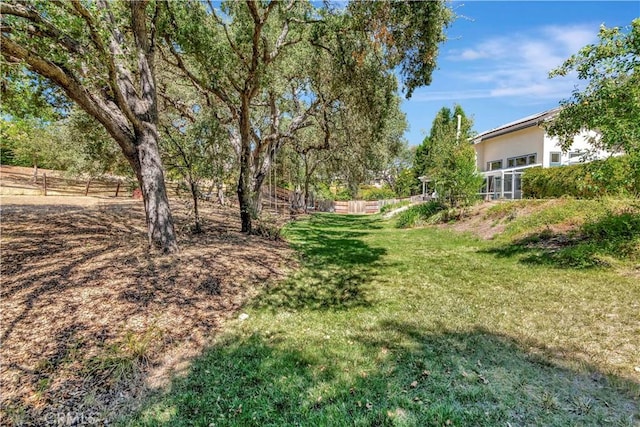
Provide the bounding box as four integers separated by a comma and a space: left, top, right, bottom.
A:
487, 159, 503, 171
506, 153, 537, 168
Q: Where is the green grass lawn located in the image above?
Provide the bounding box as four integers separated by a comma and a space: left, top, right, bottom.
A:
127, 211, 639, 426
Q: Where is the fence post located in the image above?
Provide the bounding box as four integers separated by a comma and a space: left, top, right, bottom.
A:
115, 181, 121, 197
84, 178, 91, 196
43, 173, 47, 196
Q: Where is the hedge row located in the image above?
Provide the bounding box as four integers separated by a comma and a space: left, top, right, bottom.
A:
522, 155, 639, 199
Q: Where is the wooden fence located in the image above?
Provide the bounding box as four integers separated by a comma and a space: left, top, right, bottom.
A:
333, 200, 380, 214
332, 195, 426, 215
41, 174, 131, 197
1, 170, 131, 197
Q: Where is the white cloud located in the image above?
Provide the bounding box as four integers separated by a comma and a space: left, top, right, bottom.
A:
411, 89, 491, 102
456, 39, 508, 60
542, 25, 598, 54
459, 49, 486, 60
412, 80, 579, 102
490, 83, 566, 98
438, 23, 599, 104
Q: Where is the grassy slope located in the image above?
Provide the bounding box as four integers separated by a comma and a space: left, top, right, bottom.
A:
128, 202, 640, 426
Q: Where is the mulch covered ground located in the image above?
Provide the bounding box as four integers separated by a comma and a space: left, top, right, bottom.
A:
0, 196, 295, 426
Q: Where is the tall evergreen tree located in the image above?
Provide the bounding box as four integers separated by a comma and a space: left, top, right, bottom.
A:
414, 105, 482, 207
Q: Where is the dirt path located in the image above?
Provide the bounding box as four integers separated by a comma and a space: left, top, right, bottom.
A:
0, 195, 295, 426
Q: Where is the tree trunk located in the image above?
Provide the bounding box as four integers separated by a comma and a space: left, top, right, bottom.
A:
251, 185, 263, 216
250, 169, 268, 217
302, 156, 311, 213
134, 125, 179, 253
249, 141, 280, 218
0, 1, 179, 254
216, 183, 225, 206
237, 95, 253, 233
303, 175, 311, 213
238, 158, 252, 233
189, 180, 202, 233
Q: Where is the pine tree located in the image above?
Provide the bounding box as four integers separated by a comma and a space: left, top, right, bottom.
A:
414, 105, 482, 207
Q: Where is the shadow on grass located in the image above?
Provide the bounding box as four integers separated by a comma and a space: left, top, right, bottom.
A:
483, 211, 640, 269
307, 212, 384, 230
254, 214, 387, 311
127, 321, 639, 426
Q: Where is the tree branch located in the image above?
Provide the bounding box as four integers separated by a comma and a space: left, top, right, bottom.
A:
158, 90, 196, 123
85, 0, 141, 129
162, 123, 192, 171
60, 2, 110, 93
267, 18, 302, 63
0, 35, 136, 157
130, 1, 157, 122
211, 6, 249, 69
0, 2, 85, 55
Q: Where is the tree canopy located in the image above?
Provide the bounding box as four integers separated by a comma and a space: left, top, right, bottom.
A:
2, 0, 454, 241
347, 1, 452, 98
546, 19, 639, 164
162, 0, 451, 231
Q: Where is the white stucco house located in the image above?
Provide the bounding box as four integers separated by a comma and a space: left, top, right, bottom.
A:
472, 108, 608, 199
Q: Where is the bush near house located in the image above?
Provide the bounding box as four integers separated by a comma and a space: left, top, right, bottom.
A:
522, 155, 638, 199
395, 201, 444, 228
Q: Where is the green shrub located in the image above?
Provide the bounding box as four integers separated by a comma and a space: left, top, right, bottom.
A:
522, 155, 638, 199
395, 201, 443, 228
580, 210, 640, 260
358, 186, 397, 201
333, 187, 352, 201
314, 183, 334, 201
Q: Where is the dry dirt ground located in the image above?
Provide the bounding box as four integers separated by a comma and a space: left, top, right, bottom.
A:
1, 172, 295, 425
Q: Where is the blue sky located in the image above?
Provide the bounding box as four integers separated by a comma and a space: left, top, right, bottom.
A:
401, 1, 640, 146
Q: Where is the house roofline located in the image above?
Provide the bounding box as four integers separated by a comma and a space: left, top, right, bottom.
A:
473, 107, 562, 144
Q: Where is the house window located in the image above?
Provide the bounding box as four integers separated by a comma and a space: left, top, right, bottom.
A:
550, 152, 561, 166
487, 160, 503, 171
569, 151, 587, 162
507, 153, 537, 168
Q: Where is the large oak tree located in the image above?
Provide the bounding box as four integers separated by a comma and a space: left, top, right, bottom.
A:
165, 0, 452, 232
165, 0, 327, 232
1, 0, 178, 252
